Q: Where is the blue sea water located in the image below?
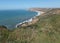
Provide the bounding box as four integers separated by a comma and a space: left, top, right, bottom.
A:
0, 10, 37, 29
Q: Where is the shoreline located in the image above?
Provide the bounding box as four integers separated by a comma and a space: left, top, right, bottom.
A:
16, 10, 44, 28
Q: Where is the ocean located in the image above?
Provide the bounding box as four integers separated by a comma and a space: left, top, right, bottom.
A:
0, 9, 37, 29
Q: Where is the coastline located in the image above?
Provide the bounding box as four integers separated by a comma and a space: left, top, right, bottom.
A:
16, 10, 44, 28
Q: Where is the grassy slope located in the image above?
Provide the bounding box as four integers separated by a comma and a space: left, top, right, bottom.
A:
0, 9, 60, 43
0, 26, 9, 43
7, 14, 60, 43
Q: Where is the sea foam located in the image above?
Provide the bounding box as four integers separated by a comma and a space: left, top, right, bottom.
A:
16, 11, 41, 28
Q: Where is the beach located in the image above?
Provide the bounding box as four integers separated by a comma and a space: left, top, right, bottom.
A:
0, 10, 37, 29
16, 10, 44, 28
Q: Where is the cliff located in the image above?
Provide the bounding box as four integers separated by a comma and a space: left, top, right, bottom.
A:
0, 8, 60, 43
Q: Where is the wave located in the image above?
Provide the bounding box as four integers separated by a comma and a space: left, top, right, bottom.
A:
16, 11, 41, 28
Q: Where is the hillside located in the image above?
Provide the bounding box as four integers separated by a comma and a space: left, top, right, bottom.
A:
0, 8, 60, 43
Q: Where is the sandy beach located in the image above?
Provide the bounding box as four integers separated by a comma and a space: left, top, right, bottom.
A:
16, 10, 44, 28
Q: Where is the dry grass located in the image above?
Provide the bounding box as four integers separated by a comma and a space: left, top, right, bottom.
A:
6, 14, 60, 43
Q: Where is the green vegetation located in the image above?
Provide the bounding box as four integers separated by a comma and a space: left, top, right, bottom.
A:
0, 26, 10, 43
0, 11, 60, 43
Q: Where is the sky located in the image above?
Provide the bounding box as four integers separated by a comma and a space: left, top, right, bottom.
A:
0, 0, 60, 10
